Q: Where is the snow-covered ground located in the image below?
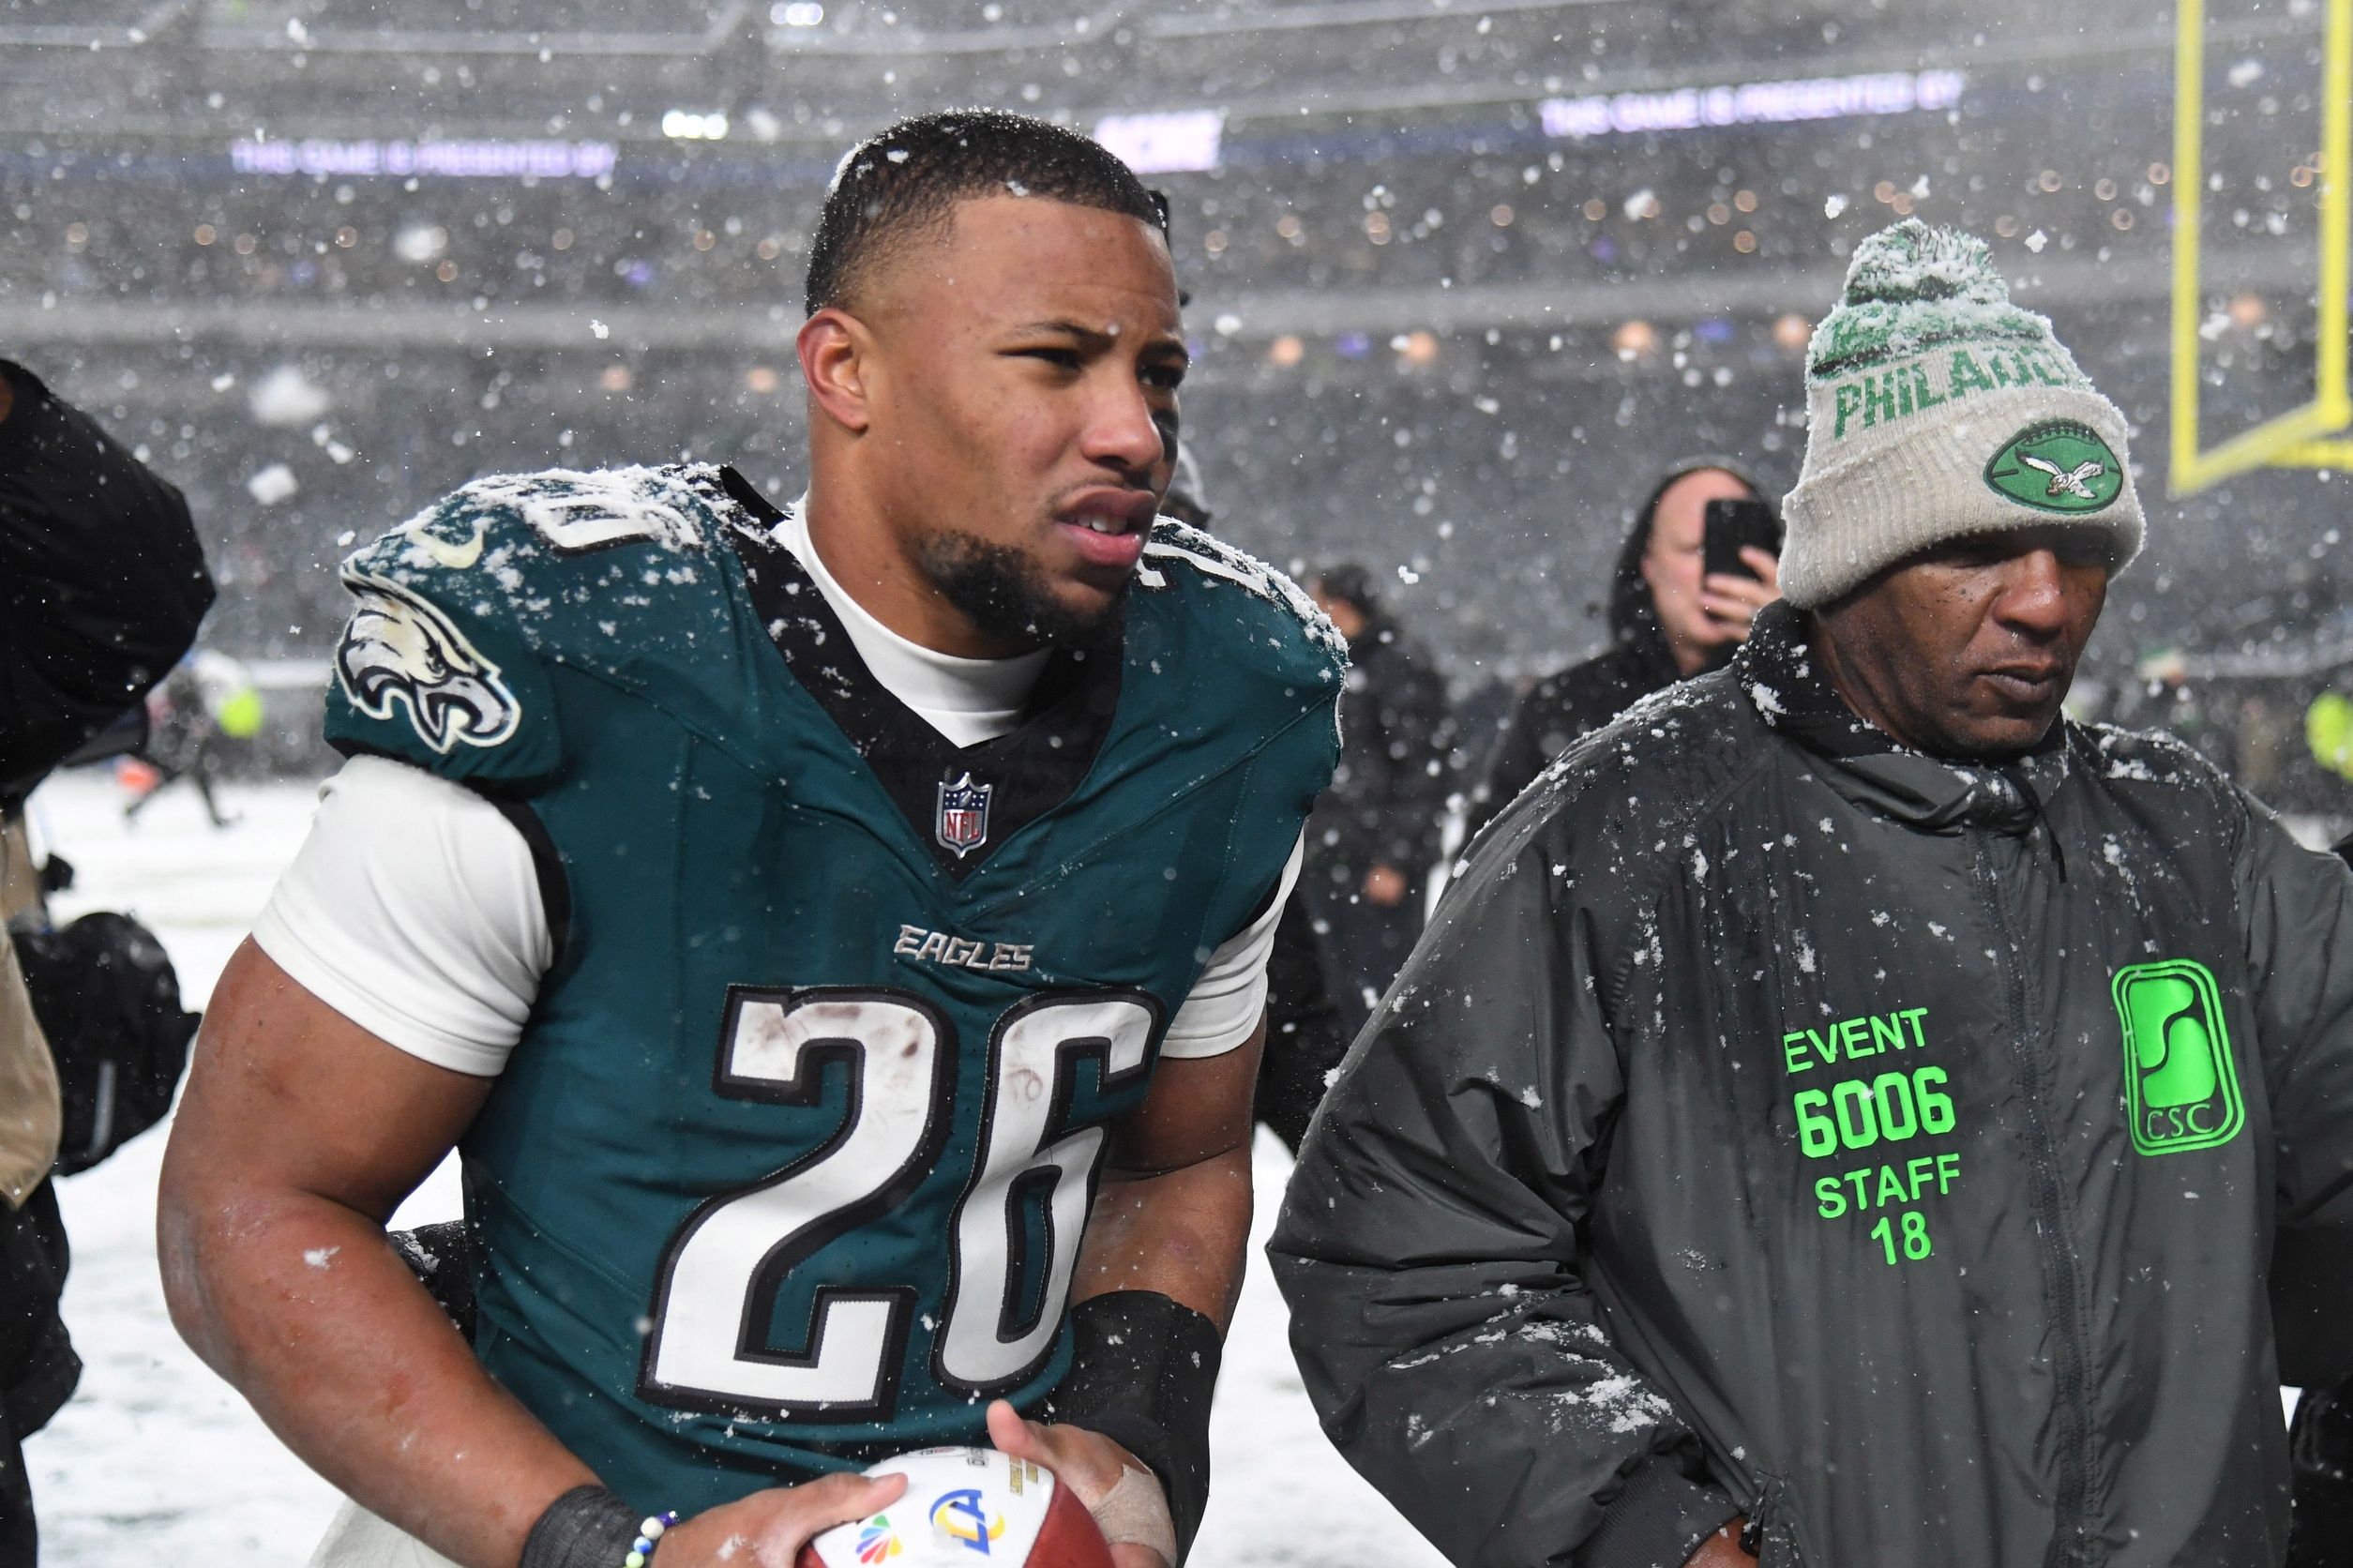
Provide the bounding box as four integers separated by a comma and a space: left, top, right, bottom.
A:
21, 772, 1447, 1568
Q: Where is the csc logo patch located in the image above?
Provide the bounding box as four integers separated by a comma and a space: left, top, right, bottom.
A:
334, 573, 521, 754
2114, 959, 2245, 1155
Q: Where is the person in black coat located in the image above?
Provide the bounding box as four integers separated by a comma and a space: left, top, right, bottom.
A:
0, 356, 212, 1562
1303, 564, 1456, 1036
1, 362, 214, 799
1465, 460, 1778, 843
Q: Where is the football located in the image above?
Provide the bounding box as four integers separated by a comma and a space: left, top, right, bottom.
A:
798, 1446, 1116, 1568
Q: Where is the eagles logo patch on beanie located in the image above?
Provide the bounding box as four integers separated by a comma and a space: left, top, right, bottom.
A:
1984, 420, 2125, 514
1779, 219, 2146, 607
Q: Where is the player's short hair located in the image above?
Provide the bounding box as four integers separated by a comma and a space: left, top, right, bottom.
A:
804, 108, 1170, 317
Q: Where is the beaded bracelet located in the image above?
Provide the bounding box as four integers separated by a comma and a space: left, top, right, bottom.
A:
624, 1512, 679, 1567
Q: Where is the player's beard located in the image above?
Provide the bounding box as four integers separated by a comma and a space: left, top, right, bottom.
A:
915, 528, 1126, 649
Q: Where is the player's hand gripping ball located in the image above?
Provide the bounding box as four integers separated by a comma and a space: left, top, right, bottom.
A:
798, 1447, 1115, 1568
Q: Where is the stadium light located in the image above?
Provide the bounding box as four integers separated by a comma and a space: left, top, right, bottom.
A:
1612, 321, 1657, 361
771, 2, 823, 24
1094, 110, 1224, 174
393, 223, 448, 264
662, 111, 730, 142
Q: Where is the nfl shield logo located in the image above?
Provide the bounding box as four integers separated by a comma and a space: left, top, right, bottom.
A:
935, 771, 992, 859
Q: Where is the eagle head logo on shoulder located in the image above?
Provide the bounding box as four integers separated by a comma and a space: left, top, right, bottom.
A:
335, 573, 522, 754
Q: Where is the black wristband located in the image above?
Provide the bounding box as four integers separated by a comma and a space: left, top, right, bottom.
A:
1037, 1291, 1221, 1564
520, 1485, 642, 1568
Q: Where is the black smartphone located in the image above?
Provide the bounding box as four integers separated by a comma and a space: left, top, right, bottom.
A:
1702, 497, 1780, 582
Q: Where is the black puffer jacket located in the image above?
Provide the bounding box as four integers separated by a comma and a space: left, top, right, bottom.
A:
1272, 604, 2353, 1568
1465, 461, 1759, 843
1464, 637, 1679, 845
1309, 610, 1456, 884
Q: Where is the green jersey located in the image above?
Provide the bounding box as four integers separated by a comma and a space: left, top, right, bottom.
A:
323, 464, 1341, 1515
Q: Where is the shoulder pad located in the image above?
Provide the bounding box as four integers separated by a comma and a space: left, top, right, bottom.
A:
382, 463, 727, 571
324, 464, 739, 788
1135, 520, 1350, 690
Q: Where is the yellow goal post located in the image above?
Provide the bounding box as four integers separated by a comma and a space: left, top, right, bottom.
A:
2170, 0, 2352, 493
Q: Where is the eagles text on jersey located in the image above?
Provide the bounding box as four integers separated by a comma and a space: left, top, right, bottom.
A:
324, 464, 1343, 1515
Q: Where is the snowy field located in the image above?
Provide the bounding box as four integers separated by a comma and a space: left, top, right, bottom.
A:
21, 771, 1447, 1568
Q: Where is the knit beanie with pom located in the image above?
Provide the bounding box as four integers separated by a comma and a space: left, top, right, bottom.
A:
1777, 219, 2144, 608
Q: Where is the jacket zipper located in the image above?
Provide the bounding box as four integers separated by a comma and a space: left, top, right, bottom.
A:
1970, 834, 2101, 1568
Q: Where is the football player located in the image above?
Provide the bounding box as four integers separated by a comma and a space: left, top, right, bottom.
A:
158, 111, 1342, 1568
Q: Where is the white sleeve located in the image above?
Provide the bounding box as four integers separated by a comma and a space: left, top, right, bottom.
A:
1158, 832, 1305, 1061
249, 755, 553, 1078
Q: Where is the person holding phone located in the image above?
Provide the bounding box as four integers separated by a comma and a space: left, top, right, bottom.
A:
1466, 461, 1779, 842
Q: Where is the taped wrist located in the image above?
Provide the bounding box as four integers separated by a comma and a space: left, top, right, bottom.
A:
1092, 1464, 1180, 1564
1038, 1290, 1221, 1564
521, 1485, 641, 1568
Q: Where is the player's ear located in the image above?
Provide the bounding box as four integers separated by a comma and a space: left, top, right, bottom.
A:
797, 307, 875, 435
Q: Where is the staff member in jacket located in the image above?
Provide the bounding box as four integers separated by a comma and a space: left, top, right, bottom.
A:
1464, 461, 1776, 842
1270, 220, 2353, 1568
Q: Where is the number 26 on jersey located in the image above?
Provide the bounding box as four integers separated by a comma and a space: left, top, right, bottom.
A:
638, 986, 1157, 1421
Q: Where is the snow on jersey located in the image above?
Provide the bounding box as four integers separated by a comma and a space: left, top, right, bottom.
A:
322, 465, 1342, 1515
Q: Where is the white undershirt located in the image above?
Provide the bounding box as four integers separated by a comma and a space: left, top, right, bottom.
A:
787, 505, 1051, 749
252, 517, 1297, 1077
